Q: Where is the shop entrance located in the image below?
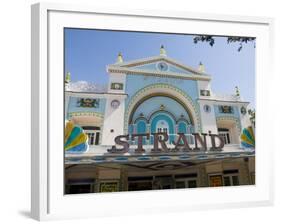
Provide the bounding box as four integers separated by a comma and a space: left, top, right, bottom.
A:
127, 175, 174, 190
127, 174, 198, 191
128, 176, 153, 191
154, 175, 174, 189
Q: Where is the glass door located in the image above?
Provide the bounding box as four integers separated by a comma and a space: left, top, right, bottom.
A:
175, 179, 197, 188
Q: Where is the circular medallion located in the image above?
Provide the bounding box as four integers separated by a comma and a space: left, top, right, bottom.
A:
241, 106, 247, 115
111, 100, 120, 109
157, 62, 168, 71
203, 105, 211, 113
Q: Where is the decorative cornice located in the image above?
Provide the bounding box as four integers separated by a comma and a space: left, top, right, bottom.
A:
108, 55, 212, 76
107, 66, 211, 81
68, 112, 104, 119
147, 109, 178, 124
197, 98, 250, 105
65, 150, 255, 164
66, 91, 128, 99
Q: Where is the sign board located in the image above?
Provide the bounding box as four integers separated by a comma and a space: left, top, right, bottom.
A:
99, 182, 119, 192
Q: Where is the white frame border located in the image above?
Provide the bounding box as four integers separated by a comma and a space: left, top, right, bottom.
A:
31, 2, 275, 221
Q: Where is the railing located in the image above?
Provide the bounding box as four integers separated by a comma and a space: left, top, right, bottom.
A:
211, 93, 241, 102
199, 92, 242, 102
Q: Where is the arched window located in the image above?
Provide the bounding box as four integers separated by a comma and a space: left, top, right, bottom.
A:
136, 120, 146, 134
150, 112, 175, 144
156, 120, 169, 134
178, 121, 187, 133
133, 119, 148, 145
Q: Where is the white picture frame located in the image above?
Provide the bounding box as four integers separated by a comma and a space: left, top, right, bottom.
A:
31, 2, 274, 221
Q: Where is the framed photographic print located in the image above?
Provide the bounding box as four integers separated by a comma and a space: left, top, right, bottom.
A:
31, 2, 274, 221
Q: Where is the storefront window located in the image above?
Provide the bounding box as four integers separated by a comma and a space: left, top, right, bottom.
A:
128, 176, 153, 191
209, 175, 223, 187
175, 173, 198, 188
223, 169, 239, 186
188, 180, 197, 188
66, 184, 91, 194
209, 170, 240, 187
65, 178, 95, 194
251, 172, 255, 185
232, 176, 239, 186
175, 181, 186, 189
223, 176, 231, 186
128, 182, 153, 191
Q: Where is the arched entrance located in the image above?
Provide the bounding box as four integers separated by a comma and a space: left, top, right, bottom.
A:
124, 83, 201, 136
150, 111, 176, 144
126, 84, 198, 145
216, 117, 241, 145
69, 113, 104, 146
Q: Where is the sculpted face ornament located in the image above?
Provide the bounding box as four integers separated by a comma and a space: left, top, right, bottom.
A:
241, 106, 247, 115
111, 100, 120, 109
157, 62, 168, 71
203, 105, 211, 113
108, 131, 224, 154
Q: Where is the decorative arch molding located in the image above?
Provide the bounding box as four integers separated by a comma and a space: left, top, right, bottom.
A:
124, 83, 201, 133
148, 109, 177, 124
150, 112, 176, 136
133, 116, 149, 124
216, 116, 242, 133
176, 117, 192, 125
68, 112, 104, 127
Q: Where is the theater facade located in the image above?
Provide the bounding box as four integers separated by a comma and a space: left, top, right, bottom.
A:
64, 46, 255, 194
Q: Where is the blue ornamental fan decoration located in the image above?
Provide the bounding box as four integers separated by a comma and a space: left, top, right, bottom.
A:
64, 121, 88, 152
240, 126, 255, 149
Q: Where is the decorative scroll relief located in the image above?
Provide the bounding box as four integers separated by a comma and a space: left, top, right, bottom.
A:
77, 98, 100, 108
218, 105, 233, 114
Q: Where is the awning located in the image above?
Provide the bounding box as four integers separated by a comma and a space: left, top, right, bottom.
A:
65, 150, 255, 165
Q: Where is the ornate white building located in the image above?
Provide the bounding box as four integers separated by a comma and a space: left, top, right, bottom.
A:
64, 46, 255, 193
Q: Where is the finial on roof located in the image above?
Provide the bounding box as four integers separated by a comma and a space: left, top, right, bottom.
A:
198, 61, 205, 73
235, 86, 240, 96
65, 72, 71, 91
65, 72, 71, 84
160, 45, 167, 56
116, 52, 123, 63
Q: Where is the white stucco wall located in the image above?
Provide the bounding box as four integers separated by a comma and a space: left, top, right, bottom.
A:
107, 72, 127, 94
101, 94, 127, 145
238, 104, 252, 130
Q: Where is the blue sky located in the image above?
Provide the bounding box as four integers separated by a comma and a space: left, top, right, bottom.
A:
64, 28, 255, 108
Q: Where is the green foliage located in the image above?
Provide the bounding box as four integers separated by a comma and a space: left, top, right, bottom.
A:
248, 109, 255, 127
193, 35, 256, 51
193, 36, 215, 46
